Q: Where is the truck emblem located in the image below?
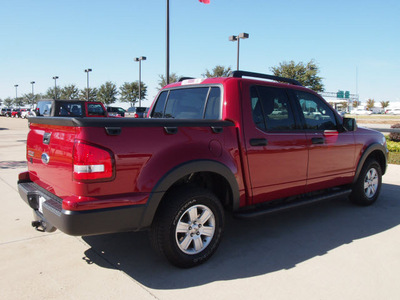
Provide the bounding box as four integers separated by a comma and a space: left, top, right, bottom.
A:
41, 153, 50, 164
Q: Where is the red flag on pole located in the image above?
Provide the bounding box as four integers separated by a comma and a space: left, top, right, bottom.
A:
199, 0, 210, 4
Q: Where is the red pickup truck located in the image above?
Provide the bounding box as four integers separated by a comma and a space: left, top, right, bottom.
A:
18, 71, 388, 268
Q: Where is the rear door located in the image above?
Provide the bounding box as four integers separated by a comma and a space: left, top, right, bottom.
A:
241, 83, 308, 204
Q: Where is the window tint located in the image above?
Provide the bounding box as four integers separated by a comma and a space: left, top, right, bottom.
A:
37, 101, 52, 116
250, 86, 296, 131
204, 87, 221, 119
87, 104, 106, 116
152, 87, 222, 119
164, 88, 209, 119
152, 91, 168, 118
294, 91, 337, 130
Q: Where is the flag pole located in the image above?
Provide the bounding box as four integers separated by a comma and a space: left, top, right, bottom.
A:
166, 0, 170, 85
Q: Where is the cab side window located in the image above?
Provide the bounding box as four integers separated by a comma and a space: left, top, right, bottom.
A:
294, 91, 337, 130
151, 87, 221, 119
250, 86, 296, 131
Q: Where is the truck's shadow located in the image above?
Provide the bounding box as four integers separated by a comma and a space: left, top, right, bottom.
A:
82, 183, 400, 289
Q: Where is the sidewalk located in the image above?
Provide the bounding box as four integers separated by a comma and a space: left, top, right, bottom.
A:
1, 117, 400, 300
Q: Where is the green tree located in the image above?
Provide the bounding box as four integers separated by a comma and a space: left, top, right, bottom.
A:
22, 93, 39, 107
202, 65, 232, 78
119, 81, 147, 106
13, 97, 25, 107
380, 100, 390, 110
79, 88, 98, 101
353, 100, 360, 108
97, 82, 118, 105
270, 59, 324, 92
3, 97, 13, 107
366, 98, 375, 110
45, 87, 61, 100
158, 73, 179, 90
61, 84, 79, 100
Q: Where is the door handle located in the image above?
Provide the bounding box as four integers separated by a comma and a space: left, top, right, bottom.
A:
211, 126, 223, 134
250, 138, 268, 146
164, 127, 178, 135
311, 137, 325, 144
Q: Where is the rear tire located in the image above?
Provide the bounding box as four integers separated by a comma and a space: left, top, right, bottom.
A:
350, 159, 382, 206
150, 187, 224, 268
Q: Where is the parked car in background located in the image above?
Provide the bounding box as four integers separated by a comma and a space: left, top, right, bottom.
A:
11, 108, 21, 118
1, 107, 9, 116
20, 108, 31, 118
352, 108, 372, 115
106, 106, 126, 117
4, 108, 12, 117
125, 106, 148, 118
386, 108, 400, 115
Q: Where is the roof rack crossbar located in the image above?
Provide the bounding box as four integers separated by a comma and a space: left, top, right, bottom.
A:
230, 71, 303, 86
178, 77, 195, 82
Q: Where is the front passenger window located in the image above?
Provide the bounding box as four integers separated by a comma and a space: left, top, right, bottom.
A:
294, 91, 337, 130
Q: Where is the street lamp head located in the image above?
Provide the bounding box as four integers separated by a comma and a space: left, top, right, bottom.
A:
85, 68, 92, 73
238, 32, 249, 39
14, 84, 19, 87
135, 56, 147, 62
52, 76, 59, 80
30, 81, 35, 84
229, 35, 238, 41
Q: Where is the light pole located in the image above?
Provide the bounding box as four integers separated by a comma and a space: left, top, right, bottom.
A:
229, 32, 249, 70
84, 69, 92, 101
134, 57, 146, 107
166, 0, 170, 84
30, 81, 35, 107
30, 81, 35, 95
52, 76, 59, 99
14, 85, 18, 105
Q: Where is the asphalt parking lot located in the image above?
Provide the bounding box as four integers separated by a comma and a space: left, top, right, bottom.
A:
1, 117, 400, 300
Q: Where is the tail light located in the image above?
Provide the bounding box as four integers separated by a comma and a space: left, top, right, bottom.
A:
73, 140, 114, 181
134, 113, 139, 118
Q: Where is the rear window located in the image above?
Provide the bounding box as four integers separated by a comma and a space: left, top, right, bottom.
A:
151, 87, 221, 119
56, 103, 83, 117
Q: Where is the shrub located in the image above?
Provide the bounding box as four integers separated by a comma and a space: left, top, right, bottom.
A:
387, 140, 400, 152
389, 123, 400, 142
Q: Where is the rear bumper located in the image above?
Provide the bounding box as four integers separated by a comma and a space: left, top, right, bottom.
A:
18, 180, 148, 236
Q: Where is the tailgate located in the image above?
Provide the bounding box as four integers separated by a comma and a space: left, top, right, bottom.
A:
27, 122, 76, 198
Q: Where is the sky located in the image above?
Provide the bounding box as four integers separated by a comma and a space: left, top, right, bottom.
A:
1, 0, 399, 107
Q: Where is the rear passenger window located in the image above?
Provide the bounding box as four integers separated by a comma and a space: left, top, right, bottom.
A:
250, 86, 296, 131
151, 87, 222, 119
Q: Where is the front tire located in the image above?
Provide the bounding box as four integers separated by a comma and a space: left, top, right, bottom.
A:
350, 159, 382, 206
150, 187, 224, 268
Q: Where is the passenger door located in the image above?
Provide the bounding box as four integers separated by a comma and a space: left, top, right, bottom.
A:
291, 90, 356, 192
242, 84, 309, 204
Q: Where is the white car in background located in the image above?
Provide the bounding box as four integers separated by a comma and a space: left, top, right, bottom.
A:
386, 108, 400, 115
352, 108, 372, 115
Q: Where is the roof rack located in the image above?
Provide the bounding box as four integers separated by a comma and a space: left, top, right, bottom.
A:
230, 71, 303, 86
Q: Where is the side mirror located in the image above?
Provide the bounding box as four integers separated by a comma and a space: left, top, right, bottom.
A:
343, 117, 357, 132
